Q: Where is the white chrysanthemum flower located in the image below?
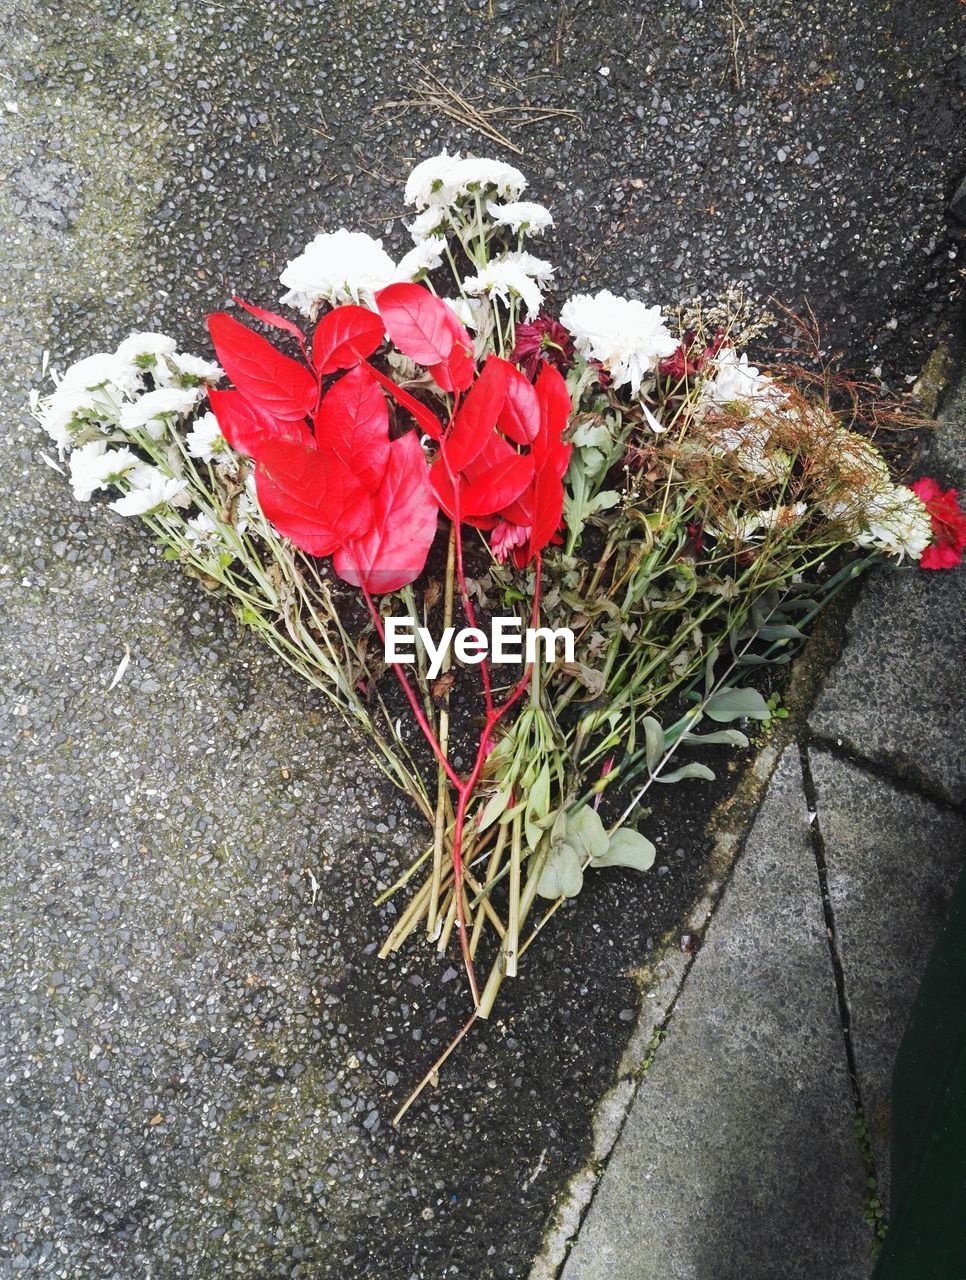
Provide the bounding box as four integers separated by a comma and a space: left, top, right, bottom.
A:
395, 236, 446, 282
115, 332, 178, 366
701, 348, 783, 413
68, 440, 141, 501
185, 411, 227, 462
185, 510, 223, 553
485, 199, 553, 235
39, 353, 141, 448
157, 351, 223, 387
463, 252, 554, 320
404, 150, 466, 209
451, 157, 527, 203
119, 387, 203, 440
408, 206, 451, 244
110, 465, 189, 516
757, 501, 808, 531
279, 229, 397, 314
708, 420, 791, 486
851, 485, 932, 561
404, 151, 528, 210
442, 297, 482, 332
59, 351, 142, 397
561, 291, 678, 395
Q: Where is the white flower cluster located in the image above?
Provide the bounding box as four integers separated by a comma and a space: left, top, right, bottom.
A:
279, 151, 558, 322
32, 333, 234, 542
35, 332, 221, 453
560, 290, 678, 396
698, 348, 792, 485
819, 437, 932, 561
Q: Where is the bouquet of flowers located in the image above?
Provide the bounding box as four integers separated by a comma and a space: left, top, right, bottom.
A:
33, 151, 965, 1118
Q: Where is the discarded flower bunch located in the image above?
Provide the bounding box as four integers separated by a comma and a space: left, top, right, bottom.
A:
34, 151, 965, 1113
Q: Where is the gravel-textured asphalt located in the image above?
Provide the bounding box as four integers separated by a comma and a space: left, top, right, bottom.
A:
0, 1, 963, 1276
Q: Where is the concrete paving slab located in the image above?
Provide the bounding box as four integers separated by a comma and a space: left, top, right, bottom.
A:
808, 748, 966, 1202
810, 377, 966, 805
560, 749, 870, 1280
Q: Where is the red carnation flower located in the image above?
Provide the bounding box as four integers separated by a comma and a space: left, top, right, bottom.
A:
511, 313, 575, 381
910, 477, 966, 570
658, 328, 726, 382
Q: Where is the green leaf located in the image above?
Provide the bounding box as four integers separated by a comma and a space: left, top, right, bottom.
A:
566, 805, 609, 860
642, 715, 665, 773
758, 623, 804, 642
593, 827, 657, 873
705, 686, 771, 722
680, 728, 749, 748
536, 842, 584, 899
589, 490, 620, 514
477, 785, 510, 833
656, 762, 716, 784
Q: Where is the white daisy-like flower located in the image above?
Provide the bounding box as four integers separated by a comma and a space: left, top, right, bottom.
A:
279, 229, 397, 314
185, 510, 223, 553
395, 236, 446, 283
119, 387, 203, 440
185, 411, 227, 462
109, 465, 189, 516
68, 440, 141, 501
115, 332, 178, 366
560, 290, 678, 395
485, 199, 553, 235
157, 351, 223, 387
463, 252, 554, 320
408, 206, 452, 244
235, 480, 259, 536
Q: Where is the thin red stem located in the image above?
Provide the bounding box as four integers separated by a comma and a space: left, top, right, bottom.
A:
363, 587, 460, 789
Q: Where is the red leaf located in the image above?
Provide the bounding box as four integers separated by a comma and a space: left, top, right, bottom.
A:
534, 363, 572, 470
254, 439, 373, 557
376, 283, 471, 370
313, 365, 390, 493
232, 295, 307, 353
208, 312, 317, 423
333, 432, 438, 593
363, 361, 443, 441
428, 307, 476, 392
312, 306, 385, 376
208, 387, 313, 457
498, 363, 541, 446
443, 356, 507, 472
460, 438, 534, 518
529, 462, 566, 557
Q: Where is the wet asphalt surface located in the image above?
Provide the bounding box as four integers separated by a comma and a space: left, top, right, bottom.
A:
0, 1, 963, 1276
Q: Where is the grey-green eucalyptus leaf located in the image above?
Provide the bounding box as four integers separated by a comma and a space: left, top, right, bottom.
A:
656, 762, 716, 784
643, 715, 665, 774
592, 827, 657, 873
536, 841, 584, 899
705, 686, 771, 722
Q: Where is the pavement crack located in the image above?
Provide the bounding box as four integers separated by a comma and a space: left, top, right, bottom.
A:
799, 742, 887, 1247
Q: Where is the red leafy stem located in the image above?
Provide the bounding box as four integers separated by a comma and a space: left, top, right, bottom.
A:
362, 553, 542, 1007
